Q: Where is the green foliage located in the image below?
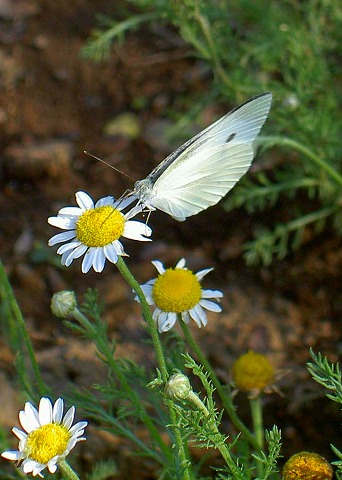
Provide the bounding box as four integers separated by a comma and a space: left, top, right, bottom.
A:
87, 460, 119, 480
308, 350, 342, 478
82, 0, 342, 264
307, 349, 342, 407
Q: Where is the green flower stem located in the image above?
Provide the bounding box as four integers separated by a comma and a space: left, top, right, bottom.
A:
185, 390, 244, 480
59, 460, 81, 480
115, 257, 192, 480
250, 396, 264, 477
116, 257, 168, 380
267, 136, 342, 186
71, 306, 172, 463
0, 260, 47, 397
180, 320, 260, 452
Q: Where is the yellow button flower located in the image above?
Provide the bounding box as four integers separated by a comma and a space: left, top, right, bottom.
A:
1, 397, 87, 477
137, 258, 223, 332
283, 451, 333, 480
48, 191, 151, 273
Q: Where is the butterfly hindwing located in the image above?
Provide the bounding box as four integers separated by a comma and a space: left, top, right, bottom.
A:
152, 143, 253, 220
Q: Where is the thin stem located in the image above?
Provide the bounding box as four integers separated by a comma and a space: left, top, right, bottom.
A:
180, 320, 260, 452
59, 460, 81, 480
266, 136, 342, 186
250, 396, 264, 477
195, 10, 233, 90
115, 257, 192, 480
0, 260, 47, 397
185, 390, 244, 479
116, 257, 168, 379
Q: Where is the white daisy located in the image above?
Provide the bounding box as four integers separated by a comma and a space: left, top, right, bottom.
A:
1, 397, 87, 477
48, 191, 151, 273
137, 258, 223, 333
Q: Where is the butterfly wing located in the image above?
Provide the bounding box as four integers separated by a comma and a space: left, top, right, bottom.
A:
151, 143, 253, 220
134, 92, 272, 220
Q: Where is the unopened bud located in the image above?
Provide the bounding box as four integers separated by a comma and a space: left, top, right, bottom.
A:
164, 373, 191, 401
51, 290, 77, 318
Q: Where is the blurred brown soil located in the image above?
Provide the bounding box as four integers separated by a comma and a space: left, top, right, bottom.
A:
0, 1, 341, 478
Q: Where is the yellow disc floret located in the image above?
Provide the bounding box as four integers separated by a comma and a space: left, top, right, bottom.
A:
76, 206, 125, 247
282, 451, 333, 480
232, 351, 274, 391
26, 424, 71, 464
152, 268, 202, 313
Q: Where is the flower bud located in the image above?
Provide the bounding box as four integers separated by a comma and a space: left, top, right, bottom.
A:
164, 373, 191, 401
283, 451, 333, 480
51, 290, 77, 318
232, 351, 274, 392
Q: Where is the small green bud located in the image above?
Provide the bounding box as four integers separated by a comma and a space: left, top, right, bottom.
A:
164, 373, 191, 401
51, 290, 77, 318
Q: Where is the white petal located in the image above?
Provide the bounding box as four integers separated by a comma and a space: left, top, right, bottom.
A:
175, 258, 186, 269
63, 406, 75, 429
69, 421, 88, 436
123, 221, 152, 241
158, 311, 177, 333
103, 243, 118, 264
81, 249, 95, 273
12, 427, 27, 441
1, 450, 22, 460
113, 195, 136, 211
62, 244, 87, 267
19, 408, 39, 433
57, 241, 82, 255
32, 463, 46, 477
151, 260, 165, 275
23, 459, 39, 473
53, 398, 64, 423
201, 289, 223, 299
48, 231, 76, 246
93, 248, 106, 273
48, 216, 77, 230
112, 240, 127, 256
124, 203, 144, 219
181, 311, 190, 324
199, 299, 222, 312
139, 284, 154, 304
47, 462, 58, 474
57, 207, 82, 217
95, 195, 115, 207
75, 191, 94, 210
39, 398, 53, 425
68, 243, 88, 260
189, 304, 207, 327
24, 401, 39, 421
196, 268, 213, 281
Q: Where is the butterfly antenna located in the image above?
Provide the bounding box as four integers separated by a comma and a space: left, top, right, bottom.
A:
83, 151, 136, 182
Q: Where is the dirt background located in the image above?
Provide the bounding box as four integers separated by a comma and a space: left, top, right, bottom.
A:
0, 1, 341, 478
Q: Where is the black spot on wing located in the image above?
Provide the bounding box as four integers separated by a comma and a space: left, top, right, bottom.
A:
226, 132, 236, 143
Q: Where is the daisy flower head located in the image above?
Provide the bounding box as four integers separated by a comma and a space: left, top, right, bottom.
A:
138, 258, 223, 333
1, 397, 87, 477
48, 191, 151, 273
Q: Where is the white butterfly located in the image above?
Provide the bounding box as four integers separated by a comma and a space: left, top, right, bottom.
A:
132, 92, 272, 221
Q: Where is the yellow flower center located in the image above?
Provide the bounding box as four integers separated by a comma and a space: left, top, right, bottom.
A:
26, 424, 71, 464
283, 451, 333, 480
152, 268, 201, 313
232, 351, 274, 392
76, 205, 125, 247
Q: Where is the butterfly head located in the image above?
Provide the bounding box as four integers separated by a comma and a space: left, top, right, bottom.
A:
133, 178, 155, 206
